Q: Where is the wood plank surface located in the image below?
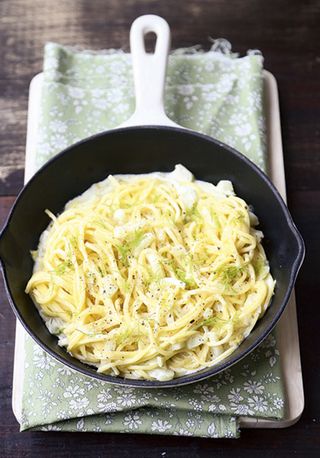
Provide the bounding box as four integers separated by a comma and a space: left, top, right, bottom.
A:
0, 1, 319, 457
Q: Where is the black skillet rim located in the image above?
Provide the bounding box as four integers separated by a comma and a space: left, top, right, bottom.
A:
0, 125, 305, 387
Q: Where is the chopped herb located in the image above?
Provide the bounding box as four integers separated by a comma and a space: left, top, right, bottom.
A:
54, 259, 73, 275
116, 323, 142, 345
183, 203, 200, 223
175, 268, 197, 289
196, 315, 228, 329
115, 229, 145, 266
216, 265, 244, 289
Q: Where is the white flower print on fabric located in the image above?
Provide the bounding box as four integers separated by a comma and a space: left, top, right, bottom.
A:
39, 391, 58, 415
230, 403, 254, 416
207, 422, 218, 438
63, 384, 85, 399
69, 397, 89, 412
123, 412, 142, 430
243, 380, 265, 395
40, 424, 62, 431
207, 397, 223, 412
76, 418, 85, 431
188, 411, 205, 426
193, 383, 216, 398
261, 333, 277, 348
267, 354, 277, 367
177, 84, 194, 96
224, 428, 236, 438
104, 413, 116, 425
141, 391, 153, 401
33, 350, 56, 371
186, 418, 196, 429
57, 366, 73, 376
211, 369, 235, 390
174, 428, 193, 436
188, 398, 204, 411
56, 410, 69, 421
83, 379, 101, 391
273, 397, 284, 409
218, 404, 227, 412
97, 388, 113, 405
101, 402, 118, 413
49, 119, 68, 133
228, 388, 244, 404
151, 420, 172, 433
248, 396, 269, 413
116, 390, 138, 408
93, 425, 102, 432
34, 370, 44, 381
97, 388, 120, 412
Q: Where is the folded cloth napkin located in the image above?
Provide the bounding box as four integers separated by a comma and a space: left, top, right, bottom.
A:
18, 42, 285, 438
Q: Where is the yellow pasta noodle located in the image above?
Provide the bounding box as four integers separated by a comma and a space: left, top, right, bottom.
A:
26, 165, 275, 381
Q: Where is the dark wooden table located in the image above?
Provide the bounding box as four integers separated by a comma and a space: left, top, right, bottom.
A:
1, 1, 319, 457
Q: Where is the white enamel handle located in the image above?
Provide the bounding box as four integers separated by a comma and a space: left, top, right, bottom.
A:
119, 15, 179, 128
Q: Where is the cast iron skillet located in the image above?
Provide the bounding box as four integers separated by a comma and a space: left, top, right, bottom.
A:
0, 16, 304, 387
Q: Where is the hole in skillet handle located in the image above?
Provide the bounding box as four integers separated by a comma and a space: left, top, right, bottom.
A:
144, 31, 157, 54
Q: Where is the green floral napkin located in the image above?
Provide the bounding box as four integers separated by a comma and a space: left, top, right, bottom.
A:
19, 42, 284, 438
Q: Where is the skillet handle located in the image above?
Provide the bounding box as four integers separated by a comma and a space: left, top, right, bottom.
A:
119, 15, 179, 128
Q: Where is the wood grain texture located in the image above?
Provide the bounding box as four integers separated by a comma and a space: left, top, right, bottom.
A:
0, 1, 319, 457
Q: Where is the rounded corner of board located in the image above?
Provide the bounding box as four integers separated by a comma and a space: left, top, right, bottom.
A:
29, 72, 44, 90
263, 70, 278, 91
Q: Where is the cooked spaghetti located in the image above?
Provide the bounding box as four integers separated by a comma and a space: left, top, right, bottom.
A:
26, 165, 275, 381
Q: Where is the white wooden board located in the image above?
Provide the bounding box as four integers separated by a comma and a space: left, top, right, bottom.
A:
12, 70, 304, 428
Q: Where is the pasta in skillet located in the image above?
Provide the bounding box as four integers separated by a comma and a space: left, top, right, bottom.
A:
26, 165, 275, 381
